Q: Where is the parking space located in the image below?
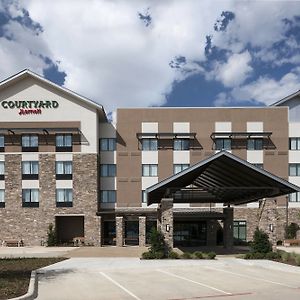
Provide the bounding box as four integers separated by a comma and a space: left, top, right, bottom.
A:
37, 258, 300, 300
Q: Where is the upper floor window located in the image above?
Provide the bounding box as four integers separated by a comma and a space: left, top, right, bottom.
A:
22, 135, 38, 152
215, 138, 231, 150
56, 161, 72, 180
100, 164, 116, 177
100, 138, 116, 151
142, 164, 158, 177
56, 134, 72, 152
142, 139, 158, 151
0, 161, 4, 180
289, 192, 300, 202
289, 164, 300, 176
247, 138, 263, 150
142, 190, 147, 203
22, 161, 39, 180
173, 164, 189, 174
0, 189, 4, 208
174, 139, 190, 151
0, 135, 4, 152
22, 189, 39, 207
100, 190, 116, 203
289, 138, 300, 150
56, 189, 73, 207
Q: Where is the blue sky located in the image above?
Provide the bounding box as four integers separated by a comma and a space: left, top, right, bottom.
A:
0, 0, 300, 112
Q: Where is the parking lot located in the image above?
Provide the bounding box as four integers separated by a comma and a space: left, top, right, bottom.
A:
37, 257, 300, 300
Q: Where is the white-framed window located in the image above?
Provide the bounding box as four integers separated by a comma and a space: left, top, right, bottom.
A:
0, 135, 4, 149
142, 164, 158, 177
22, 189, 39, 207
22, 135, 38, 148
56, 189, 73, 202
22, 161, 38, 174
100, 190, 116, 203
142, 139, 158, 151
289, 192, 300, 202
289, 138, 300, 150
173, 164, 189, 174
233, 220, 247, 241
100, 138, 116, 151
173, 139, 190, 150
247, 139, 263, 150
0, 161, 4, 179
56, 134, 72, 151
100, 164, 116, 177
142, 190, 147, 203
0, 190, 4, 203
56, 161, 72, 179
289, 164, 300, 176
215, 138, 231, 150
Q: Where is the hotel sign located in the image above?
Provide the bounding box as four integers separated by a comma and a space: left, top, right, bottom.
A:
1, 100, 59, 115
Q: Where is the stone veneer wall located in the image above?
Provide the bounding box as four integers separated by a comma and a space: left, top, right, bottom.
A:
0, 153, 100, 246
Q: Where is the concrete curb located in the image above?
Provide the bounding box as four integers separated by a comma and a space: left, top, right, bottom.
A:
9, 271, 38, 300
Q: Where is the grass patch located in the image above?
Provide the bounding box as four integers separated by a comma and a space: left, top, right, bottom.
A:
0, 257, 66, 299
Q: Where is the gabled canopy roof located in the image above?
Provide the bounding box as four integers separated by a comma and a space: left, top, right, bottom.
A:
0, 69, 107, 119
146, 151, 300, 205
270, 89, 300, 106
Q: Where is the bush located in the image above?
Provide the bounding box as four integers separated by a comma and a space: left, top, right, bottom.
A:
295, 254, 300, 266
193, 251, 204, 259
168, 251, 179, 259
251, 228, 272, 254
181, 252, 192, 259
281, 251, 290, 262
47, 223, 57, 246
265, 251, 280, 260
285, 223, 300, 239
149, 228, 166, 255
142, 251, 155, 259
244, 252, 266, 259
154, 251, 165, 259
207, 252, 216, 260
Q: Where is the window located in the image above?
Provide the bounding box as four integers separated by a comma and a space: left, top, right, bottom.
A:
173, 164, 189, 174
142, 164, 158, 177
215, 138, 231, 150
289, 164, 300, 176
253, 163, 263, 169
22, 161, 38, 180
174, 139, 190, 150
289, 138, 300, 150
0, 135, 4, 152
247, 139, 263, 150
141, 139, 158, 151
56, 189, 73, 207
0, 190, 4, 208
233, 220, 247, 242
22, 135, 38, 152
0, 161, 4, 180
56, 161, 72, 180
100, 164, 116, 177
100, 138, 116, 151
100, 190, 116, 203
289, 192, 300, 202
22, 189, 39, 207
142, 190, 147, 203
56, 134, 72, 152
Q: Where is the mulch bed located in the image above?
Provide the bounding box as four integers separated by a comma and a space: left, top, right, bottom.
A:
0, 258, 66, 299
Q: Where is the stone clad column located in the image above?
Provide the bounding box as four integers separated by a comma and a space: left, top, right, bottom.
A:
159, 198, 174, 249
223, 207, 233, 249
116, 216, 124, 247
97, 216, 102, 247
139, 216, 146, 247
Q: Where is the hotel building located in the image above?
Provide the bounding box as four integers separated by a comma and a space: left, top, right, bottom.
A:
0, 69, 299, 248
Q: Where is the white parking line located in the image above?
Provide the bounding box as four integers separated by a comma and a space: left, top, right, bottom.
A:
99, 272, 142, 300
205, 266, 298, 289
157, 269, 231, 295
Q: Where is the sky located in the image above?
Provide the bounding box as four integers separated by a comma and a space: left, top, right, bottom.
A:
0, 0, 300, 114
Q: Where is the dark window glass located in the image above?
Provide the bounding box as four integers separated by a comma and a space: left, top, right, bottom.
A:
215, 138, 231, 150
247, 139, 263, 150
22, 189, 39, 207
56, 161, 72, 179
289, 164, 300, 176
56, 134, 72, 151
100, 138, 116, 151
0, 136, 4, 151
289, 192, 300, 202
289, 138, 300, 150
142, 164, 158, 176
56, 189, 73, 207
22, 161, 39, 179
100, 191, 116, 203
174, 139, 190, 150
22, 135, 38, 151
100, 164, 116, 177
142, 139, 158, 151
233, 220, 247, 241
173, 164, 189, 174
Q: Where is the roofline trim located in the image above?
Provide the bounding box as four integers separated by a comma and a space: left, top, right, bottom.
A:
270, 89, 300, 107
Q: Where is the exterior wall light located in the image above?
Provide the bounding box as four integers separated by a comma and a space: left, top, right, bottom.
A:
166, 224, 170, 232
269, 224, 274, 232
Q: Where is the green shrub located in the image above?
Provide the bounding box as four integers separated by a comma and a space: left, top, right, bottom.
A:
168, 251, 179, 259
154, 251, 165, 259
244, 253, 252, 259
245, 252, 266, 259
47, 223, 57, 246
149, 228, 166, 255
295, 254, 300, 266
251, 228, 272, 254
281, 251, 290, 262
181, 252, 192, 259
207, 252, 216, 260
193, 251, 204, 259
285, 223, 300, 239
141, 251, 155, 259
265, 251, 280, 260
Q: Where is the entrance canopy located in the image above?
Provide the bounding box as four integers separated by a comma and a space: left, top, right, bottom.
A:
146, 151, 300, 206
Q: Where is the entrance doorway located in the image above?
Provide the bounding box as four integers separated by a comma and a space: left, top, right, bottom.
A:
102, 220, 116, 245
125, 220, 139, 245
174, 221, 207, 247
56, 216, 84, 244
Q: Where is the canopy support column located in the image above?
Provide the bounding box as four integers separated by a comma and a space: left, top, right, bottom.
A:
223, 207, 233, 249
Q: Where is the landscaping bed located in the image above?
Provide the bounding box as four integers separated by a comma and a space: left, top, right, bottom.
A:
0, 257, 66, 299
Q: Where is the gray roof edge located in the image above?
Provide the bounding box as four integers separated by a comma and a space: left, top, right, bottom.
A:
270, 89, 300, 107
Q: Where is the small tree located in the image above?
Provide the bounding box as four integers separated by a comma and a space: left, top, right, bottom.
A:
47, 223, 57, 246
251, 227, 272, 254
285, 223, 300, 239
149, 227, 165, 254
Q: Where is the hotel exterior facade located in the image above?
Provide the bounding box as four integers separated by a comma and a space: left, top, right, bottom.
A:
0, 70, 299, 247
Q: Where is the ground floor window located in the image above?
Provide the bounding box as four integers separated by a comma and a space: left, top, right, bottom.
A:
125, 220, 139, 246
233, 220, 247, 242
102, 221, 116, 245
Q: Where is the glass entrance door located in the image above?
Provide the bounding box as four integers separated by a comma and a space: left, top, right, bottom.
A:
125, 221, 139, 246
174, 221, 207, 247
103, 221, 116, 245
